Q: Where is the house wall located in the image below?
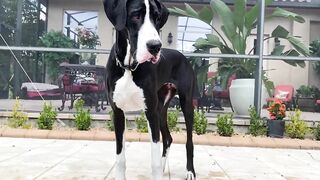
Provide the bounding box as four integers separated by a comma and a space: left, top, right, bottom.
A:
47, 0, 320, 89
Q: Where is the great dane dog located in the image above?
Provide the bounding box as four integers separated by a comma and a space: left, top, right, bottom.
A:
103, 0, 197, 179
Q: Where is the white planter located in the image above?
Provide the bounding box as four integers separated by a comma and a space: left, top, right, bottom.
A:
229, 79, 268, 116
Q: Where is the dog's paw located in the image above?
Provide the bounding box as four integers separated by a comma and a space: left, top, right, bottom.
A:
161, 156, 167, 172
186, 171, 195, 180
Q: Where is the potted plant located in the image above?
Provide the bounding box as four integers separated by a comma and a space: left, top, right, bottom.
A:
296, 85, 320, 112
266, 100, 286, 138
170, 0, 309, 115
310, 40, 320, 74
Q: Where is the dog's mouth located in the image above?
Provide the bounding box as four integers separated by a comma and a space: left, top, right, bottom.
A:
149, 54, 160, 64
136, 52, 160, 64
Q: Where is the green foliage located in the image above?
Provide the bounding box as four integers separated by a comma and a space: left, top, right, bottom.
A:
170, 0, 309, 81
38, 31, 75, 82
167, 110, 180, 132
216, 114, 234, 137
310, 40, 320, 75
9, 98, 31, 129
107, 110, 114, 131
37, 103, 57, 130
286, 109, 309, 139
193, 110, 208, 135
296, 85, 320, 98
74, 99, 91, 131
188, 49, 213, 93
315, 124, 320, 141
248, 106, 266, 136
135, 112, 148, 133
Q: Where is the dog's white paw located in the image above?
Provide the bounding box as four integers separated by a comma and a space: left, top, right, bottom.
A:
186, 171, 195, 180
161, 148, 170, 172
161, 156, 167, 172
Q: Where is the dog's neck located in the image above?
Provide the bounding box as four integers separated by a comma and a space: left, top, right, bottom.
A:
114, 30, 139, 71
115, 30, 129, 62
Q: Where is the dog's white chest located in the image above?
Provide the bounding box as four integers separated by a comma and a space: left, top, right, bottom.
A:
113, 70, 146, 112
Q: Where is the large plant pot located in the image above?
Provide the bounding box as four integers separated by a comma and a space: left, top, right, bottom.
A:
229, 79, 268, 116
296, 97, 315, 112
267, 119, 285, 138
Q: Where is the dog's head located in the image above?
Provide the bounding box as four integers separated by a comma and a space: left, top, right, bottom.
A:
103, 0, 169, 64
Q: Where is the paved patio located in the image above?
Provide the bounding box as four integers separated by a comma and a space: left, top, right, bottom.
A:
0, 137, 320, 180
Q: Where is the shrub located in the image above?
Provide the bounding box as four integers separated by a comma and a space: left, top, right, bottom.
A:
248, 106, 266, 136
286, 109, 309, 139
135, 112, 148, 133
167, 110, 180, 132
9, 98, 31, 129
193, 110, 207, 135
74, 99, 91, 130
315, 124, 320, 141
216, 114, 234, 137
37, 103, 57, 130
38, 31, 74, 81
106, 110, 114, 131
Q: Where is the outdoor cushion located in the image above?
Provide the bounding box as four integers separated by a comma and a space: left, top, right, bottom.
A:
274, 90, 289, 100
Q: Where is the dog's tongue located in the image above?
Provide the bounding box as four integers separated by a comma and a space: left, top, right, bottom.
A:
150, 54, 160, 64
140, 54, 160, 64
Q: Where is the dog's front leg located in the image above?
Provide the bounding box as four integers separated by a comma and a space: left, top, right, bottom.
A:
145, 108, 162, 180
113, 107, 126, 180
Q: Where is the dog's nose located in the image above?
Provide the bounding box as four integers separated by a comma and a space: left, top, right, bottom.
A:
147, 40, 162, 55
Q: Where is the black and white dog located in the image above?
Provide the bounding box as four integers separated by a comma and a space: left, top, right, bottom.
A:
103, 0, 196, 179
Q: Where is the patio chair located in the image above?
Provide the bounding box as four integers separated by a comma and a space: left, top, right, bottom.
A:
266, 85, 295, 110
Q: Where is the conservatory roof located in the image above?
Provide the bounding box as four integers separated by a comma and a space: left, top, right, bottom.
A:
163, 0, 320, 9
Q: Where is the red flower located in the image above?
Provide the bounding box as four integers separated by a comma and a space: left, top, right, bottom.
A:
267, 100, 286, 120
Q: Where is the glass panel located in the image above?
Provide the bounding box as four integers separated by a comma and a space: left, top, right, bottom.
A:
63, 10, 98, 45
176, 16, 211, 52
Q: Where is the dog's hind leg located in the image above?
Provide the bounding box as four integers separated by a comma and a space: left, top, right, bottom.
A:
112, 107, 126, 180
179, 92, 196, 180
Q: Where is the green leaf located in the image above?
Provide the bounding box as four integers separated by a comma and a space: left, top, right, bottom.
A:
287, 36, 310, 56
210, 0, 236, 41
270, 7, 305, 23
282, 49, 306, 68
271, 45, 285, 55
244, 0, 272, 37
234, 0, 246, 33
271, 25, 289, 38
168, 7, 190, 17
169, 5, 213, 26
206, 34, 222, 47
194, 37, 218, 50
198, 6, 213, 25
232, 34, 245, 54
185, 3, 199, 18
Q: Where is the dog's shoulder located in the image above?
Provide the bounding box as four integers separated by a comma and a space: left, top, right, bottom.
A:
160, 48, 189, 65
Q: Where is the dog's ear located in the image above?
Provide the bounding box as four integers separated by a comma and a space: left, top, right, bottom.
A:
154, 0, 169, 29
103, 0, 127, 31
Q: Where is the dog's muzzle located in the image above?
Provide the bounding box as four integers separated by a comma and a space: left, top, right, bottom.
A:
146, 40, 161, 64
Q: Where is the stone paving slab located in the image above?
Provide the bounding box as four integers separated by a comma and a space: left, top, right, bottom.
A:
1, 128, 320, 150
0, 137, 320, 179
